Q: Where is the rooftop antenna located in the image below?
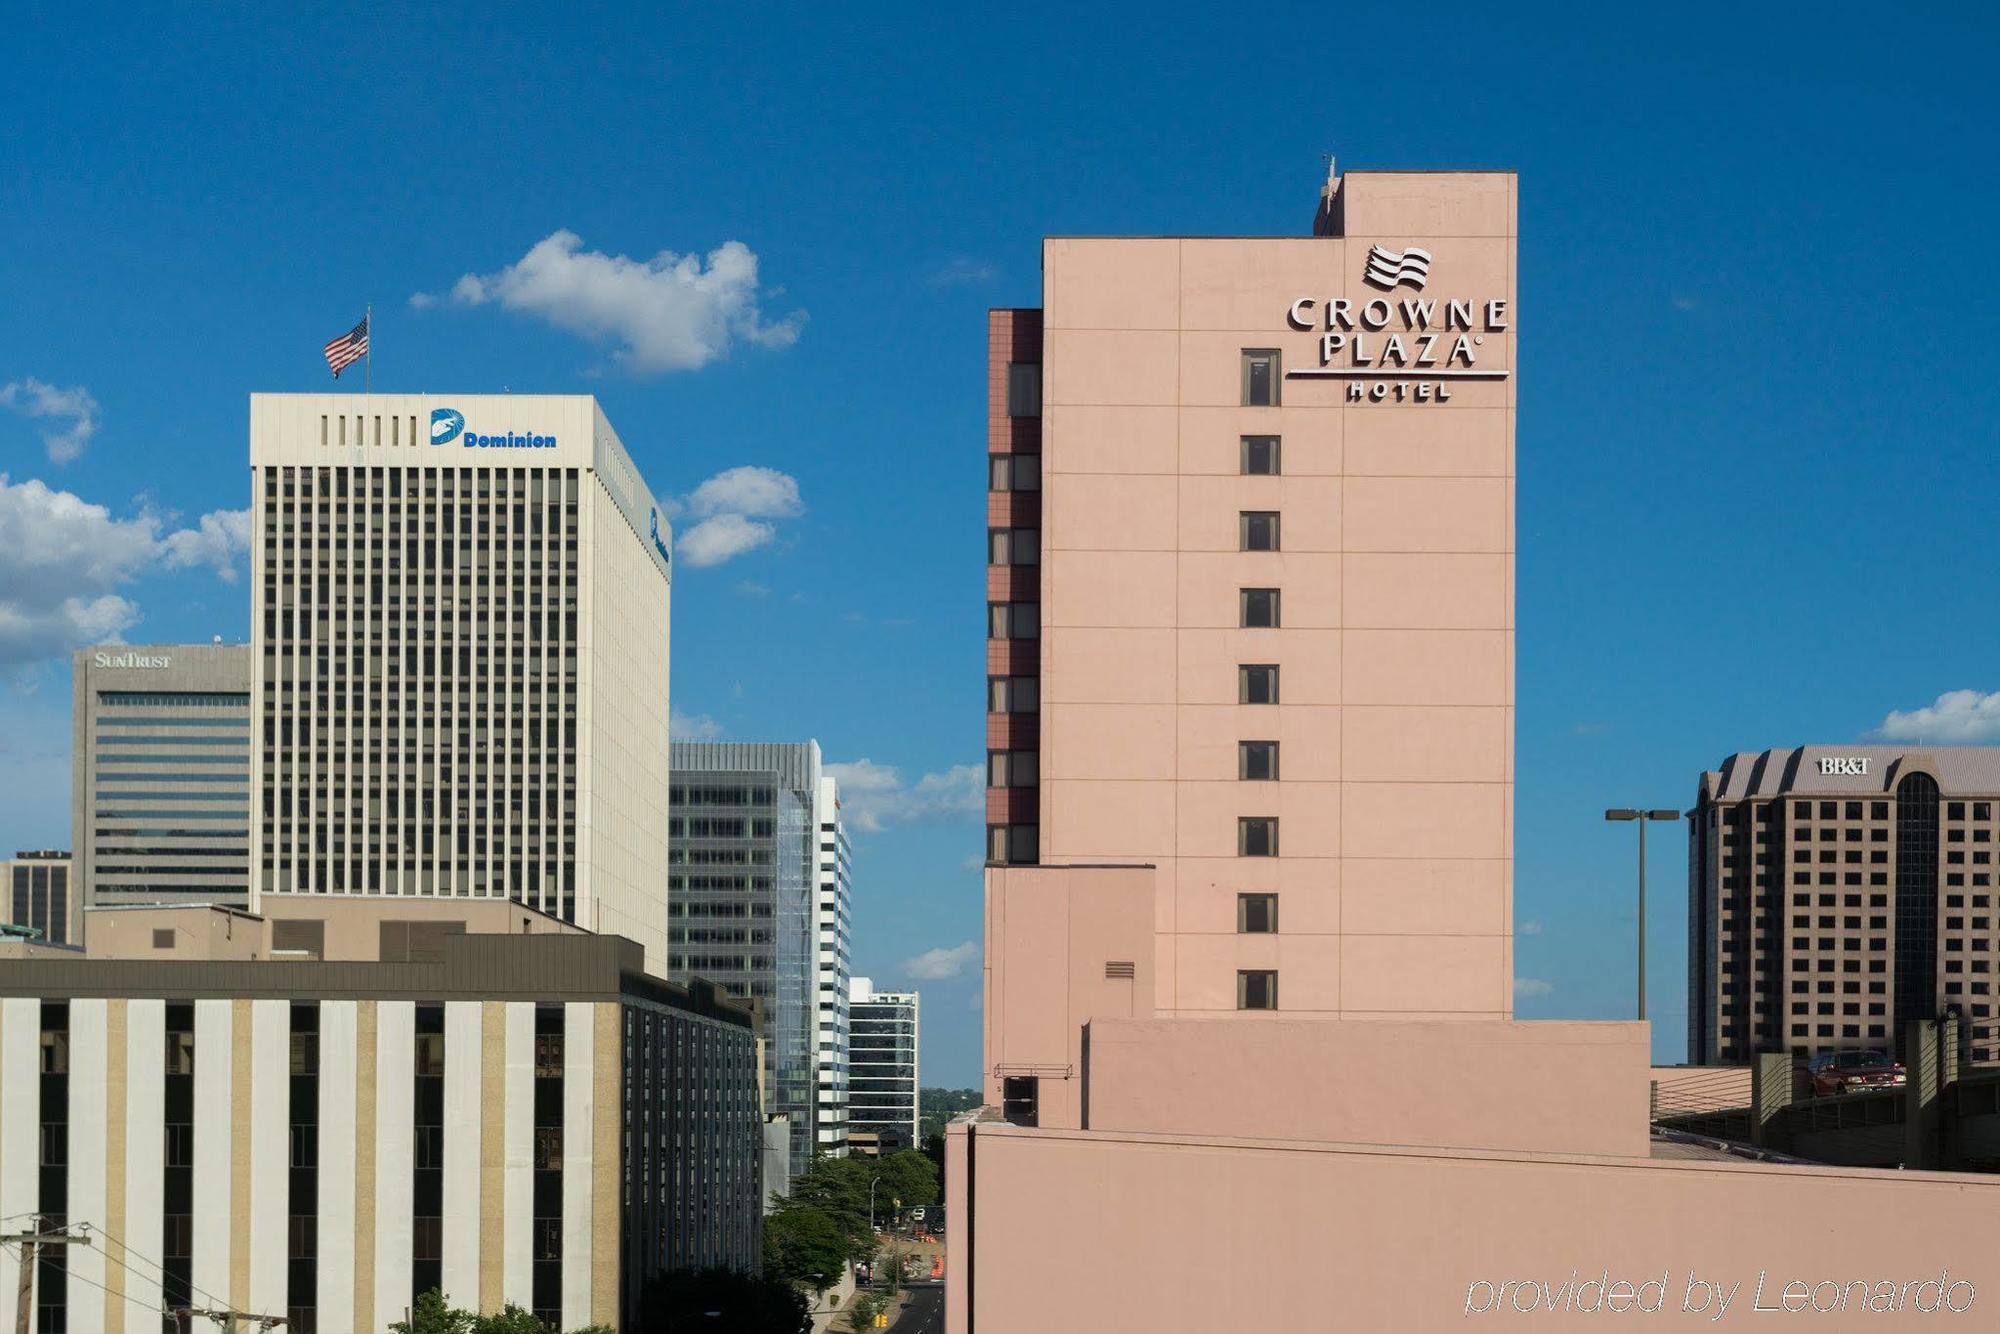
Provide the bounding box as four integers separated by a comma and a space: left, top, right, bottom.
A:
1314, 153, 1344, 237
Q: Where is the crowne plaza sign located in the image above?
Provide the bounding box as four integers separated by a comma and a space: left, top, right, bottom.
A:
1284, 243, 1510, 403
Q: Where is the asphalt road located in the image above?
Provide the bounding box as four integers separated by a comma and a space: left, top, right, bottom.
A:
896, 1282, 944, 1334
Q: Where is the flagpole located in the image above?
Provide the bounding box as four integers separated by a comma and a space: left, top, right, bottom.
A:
365, 303, 372, 393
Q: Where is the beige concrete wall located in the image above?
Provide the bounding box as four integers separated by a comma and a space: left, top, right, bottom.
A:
1087, 1018, 1648, 1157
78, 896, 583, 961
84, 906, 264, 959
950, 1122, 1999, 1331
1034, 171, 1515, 1020
983, 864, 1154, 1126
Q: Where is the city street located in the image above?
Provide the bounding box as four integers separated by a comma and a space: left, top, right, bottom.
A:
896, 1282, 944, 1334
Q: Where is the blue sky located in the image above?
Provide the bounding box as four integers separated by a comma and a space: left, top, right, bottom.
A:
4, 7, 1999, 1082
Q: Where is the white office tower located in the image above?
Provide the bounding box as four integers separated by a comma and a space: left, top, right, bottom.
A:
248, 395, 674, 969
813, 774, 855, 1155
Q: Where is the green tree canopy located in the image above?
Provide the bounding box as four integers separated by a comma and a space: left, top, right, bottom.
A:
764, 1202, 853, 1293
873, 1149, 939, 1212
390, 1290, 610, 1334
390, 1291, 472, 1334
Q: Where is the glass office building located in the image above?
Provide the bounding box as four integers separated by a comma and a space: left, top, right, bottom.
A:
847, 977, 919, 1153
668, 740, 821, 1177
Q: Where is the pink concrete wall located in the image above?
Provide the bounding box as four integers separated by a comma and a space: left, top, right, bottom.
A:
951, 1123, 1999, 1331
983, 864, 1154, 1126
1086, 1018, 1648, 1157
1034, 170, 1517, 1020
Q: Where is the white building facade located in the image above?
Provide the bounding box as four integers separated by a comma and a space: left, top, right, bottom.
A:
812, 775, 854, 1156
247, 395, 673, 971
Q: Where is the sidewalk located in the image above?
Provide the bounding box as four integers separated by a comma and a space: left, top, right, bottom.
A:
807, 1264, 858, 1334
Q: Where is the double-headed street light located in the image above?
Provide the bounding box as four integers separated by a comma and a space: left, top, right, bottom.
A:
1605, 807, 1682, 1023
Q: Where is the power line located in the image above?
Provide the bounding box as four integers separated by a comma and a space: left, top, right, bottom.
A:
68, 1221, 232, 1314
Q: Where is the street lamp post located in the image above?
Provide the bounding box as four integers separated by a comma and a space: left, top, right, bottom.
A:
1605, 807, 1682, 1023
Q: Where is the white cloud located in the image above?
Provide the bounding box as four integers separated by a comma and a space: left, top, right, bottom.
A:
685, 465, 803, 520
1515, 977, 1555, 999
432, 230, 804, 374
1518, 920, 1544, 937
1876, 690, 2000, 743
0, 475, 247, 664
677, 513, 775, 568
929, 257, 998, 289
670, 708, 724, 742
406, 291, 437, 311
905, 941, 979, 981
158, 508, 251, 581
733, 580, 771, 598
658, 466, 805, 569
1, 379, 99, 463
826, 758, 983, 833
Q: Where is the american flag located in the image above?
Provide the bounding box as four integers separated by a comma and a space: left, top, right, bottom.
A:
323, 315, 369, 378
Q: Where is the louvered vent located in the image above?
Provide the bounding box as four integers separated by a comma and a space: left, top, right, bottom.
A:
1105, 960, 1136, 979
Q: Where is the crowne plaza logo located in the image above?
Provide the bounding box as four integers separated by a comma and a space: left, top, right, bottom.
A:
1363, 244, 1432, 291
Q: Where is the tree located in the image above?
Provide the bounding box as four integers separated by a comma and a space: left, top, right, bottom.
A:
874, 1149, 939, 1213
471, 1306, 556, 1334
635, 1266, 811, 1334
917, 1087, 981, 1141
390, 1291, 472, 1334
844, 1290, 888, 1333
391, 1291, 609, 1334
764, 1202, 852, 1296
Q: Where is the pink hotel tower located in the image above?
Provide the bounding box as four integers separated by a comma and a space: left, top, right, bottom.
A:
986, 166, 1515, 1108
951, 168, 1999, 1333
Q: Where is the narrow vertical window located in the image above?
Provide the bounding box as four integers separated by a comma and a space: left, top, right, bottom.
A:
1238, 893, 1279, 933
1240, 588, 1280, 628
1238, 817, 1279, 857
1238, 970, 1279, 1010
1238, 665, 1279, 705
1007, 363, 1042, 417
1241, 350, 1281, 406
1241, 436, 1281, 475
1239, 741, 1279, 781
1240, 512, 1280, 552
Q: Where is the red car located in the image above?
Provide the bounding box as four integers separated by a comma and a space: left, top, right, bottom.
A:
1807, 1049, 1907, 1097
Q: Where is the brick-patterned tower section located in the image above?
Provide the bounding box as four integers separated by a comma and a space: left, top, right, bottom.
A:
986, 309, 1042, 862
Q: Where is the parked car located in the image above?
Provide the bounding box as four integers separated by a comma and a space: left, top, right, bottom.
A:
1807, 1049, 1907, 1097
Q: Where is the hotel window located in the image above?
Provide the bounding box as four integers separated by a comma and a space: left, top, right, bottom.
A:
988, 823, 1038, 864
988, 750, 1038, 788
1239, 664, 1279, 705
1238, 817, 1279, 857
1238, 893, 1279, 933
1241, 436, 1281, 475
1240, 512, 1280, 552
1239, 740, 1279, 781
1241, 350, 1281, 406
990, 454, 1041, 491
1240, 588, 1280, 628
1006, 363, 1041, 417
988, 527, 1040, 565
1001, 1076, 1040, 1127
1238, 969, 1279, 1010
988, 676, 1039, 714
988, 602, 1039, 639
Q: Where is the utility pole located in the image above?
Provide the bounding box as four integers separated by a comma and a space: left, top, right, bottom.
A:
182, 1309, 288, 1333
1, 1216, 90, 1334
